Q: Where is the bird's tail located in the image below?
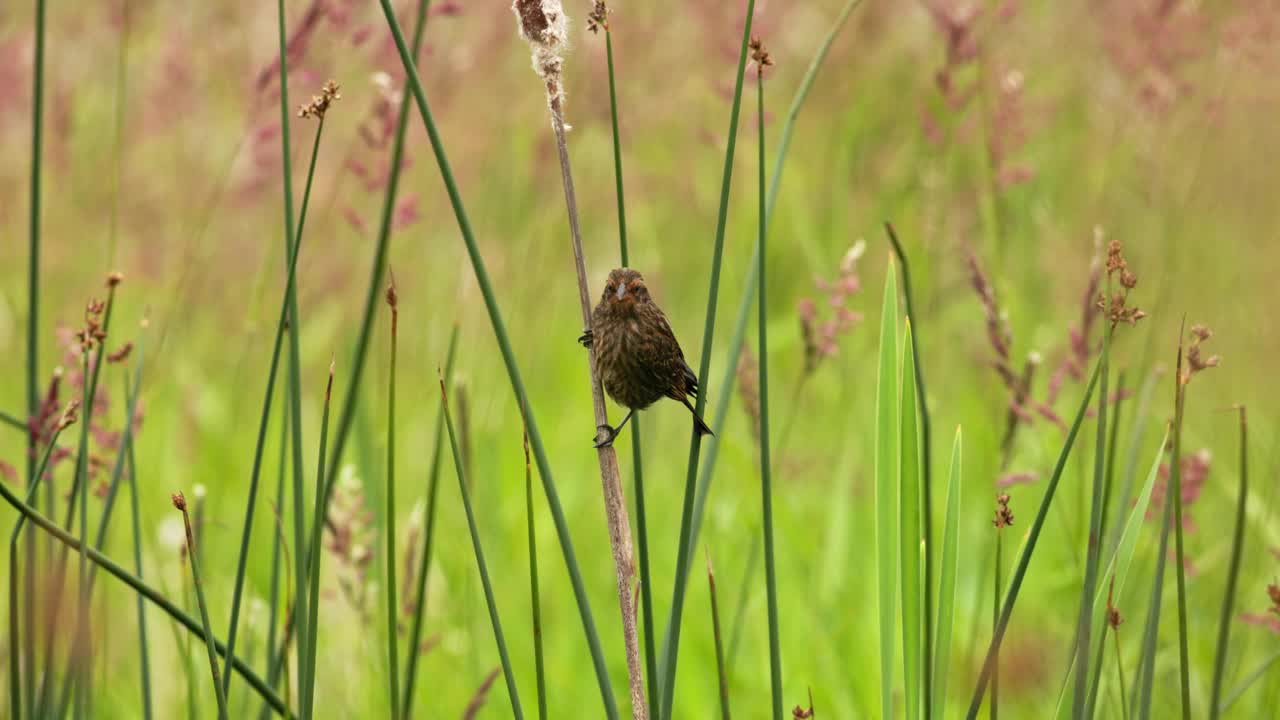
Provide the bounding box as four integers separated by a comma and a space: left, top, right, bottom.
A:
681, 397, 714, 437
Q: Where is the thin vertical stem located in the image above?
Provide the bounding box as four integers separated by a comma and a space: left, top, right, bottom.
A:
1114, 629, 1130, 720
124, 392, 154, 720
707, 552, 732, 720
176, 493, 229, 719
1170, 334, 1191, 720
440, 377, 524, 719
384, 284, 401, 719
756, 59, 783, 720
24, 2, 47, 713
526, 429, 548, 720
301, 362, 335, 719
1209, 407, 1248, 718
401, 322, 459, 718
661, 2, 758, 714
992, 532, 1001, 720
1074, 318, 1112, 715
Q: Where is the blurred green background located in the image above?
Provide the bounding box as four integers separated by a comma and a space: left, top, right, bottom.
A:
2, 0, 1278, 717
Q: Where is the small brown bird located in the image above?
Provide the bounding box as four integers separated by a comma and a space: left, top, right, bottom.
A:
579, 268, 714, 447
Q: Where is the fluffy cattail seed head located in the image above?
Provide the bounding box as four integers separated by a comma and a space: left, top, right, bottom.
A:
513, 0, 570, 105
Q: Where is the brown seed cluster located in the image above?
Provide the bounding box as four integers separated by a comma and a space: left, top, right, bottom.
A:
298, 80, 341, 119
993, 492, 1014, 529
749, 36, 774, 75
171, 491, 187, 511
1096, 239, 1145, 326
1181, 323, 1220, 384
107, 342, 134, 364
586, 0, 609, 34
57, 400, 81, 432
76, 299, 108, 352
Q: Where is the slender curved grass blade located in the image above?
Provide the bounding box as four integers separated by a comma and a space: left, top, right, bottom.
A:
901, 323, 923, 720
1209, 407, 1247, 719
933, 428, 962, 714
1053, 428, 1170, 719
875, 260, 900, 719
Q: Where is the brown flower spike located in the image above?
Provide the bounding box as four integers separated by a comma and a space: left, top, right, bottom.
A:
586, 0, 608, 34
298, 80, 341, 119
1096, 238, 1145, 327
580, 268, 713, 447
993, 492, 1014, 529
750, 36, 774, 75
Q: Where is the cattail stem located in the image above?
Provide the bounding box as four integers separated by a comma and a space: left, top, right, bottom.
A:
174, 492, 229, 719
514, 1, 645, 714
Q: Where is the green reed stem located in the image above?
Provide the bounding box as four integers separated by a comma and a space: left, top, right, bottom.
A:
177, 493, 229, 719
707, 552, 732, 720
755, 62, 784, 720
966, 357, 1102, 717
274, 1, 311, 706
378, 2, 616, 714
1074, 319, 1112, 716
992, 530, 1002, 720
0, 480, 292, 716
1209, 407, 1248, 718
887, 222, 934, 720
221, 108, 327, 703
0, 410, 24, 432
8, 413, 71, 720
24, 4, 45, 706
1134, 464, 1174, 720
605, 28, 629, 266
402, 323, 459, 718
384, 290, 402, 719
660, 2, 757, 713
1219, 648, 1280, 713
258, 403, 290, 720
301, 363, 334, 719
526, 428, 548, 720
1170, 332, 1191, 720
440, 376, 525, 719
1114, 627, 1130, 720
678, 0, 865, 641
314, 0, 431, 574
124, 388, 154, 720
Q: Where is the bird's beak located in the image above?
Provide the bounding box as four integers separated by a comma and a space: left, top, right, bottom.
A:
615, 283, 627, 301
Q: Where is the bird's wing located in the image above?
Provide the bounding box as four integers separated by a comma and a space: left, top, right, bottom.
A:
650, 308, 700, 401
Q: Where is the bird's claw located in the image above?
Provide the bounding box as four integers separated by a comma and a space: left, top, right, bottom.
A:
578, 328, 593, 348
592, 423, 617, 448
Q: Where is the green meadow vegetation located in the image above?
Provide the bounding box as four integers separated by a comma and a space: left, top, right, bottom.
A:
2, 1, 1278, 718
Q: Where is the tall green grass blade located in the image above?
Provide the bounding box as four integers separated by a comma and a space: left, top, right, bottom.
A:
1170, 335, 1191, 720
301, 362, 334, 719
525, 428, 548, 720
1209, 407, 1247, 719
0, 410, 25, 433
1053, 428, 1170, 719
26, 0, 47, 706
1133, 466, 1174, 720
8, 406, 74, 720
933, 429, 962, 715
707, 552, 732, 720
440, 376, 525, 719
901, 323, 924, 720
658, 1, 758, 712
384, 289, 402, 719
314, 0, 431, 568
124, 384, 154, 720
176, 492, 230, 719
682, 0, 866, 615
378, 2, 616, 714
402, 323, 460, 718
1073, 317, 1111, 716
1219, 648, 1280, 713
875, 260, 901, 719
258, 399, 290, 720
35, 286, 117, 716
222, 101, 328, 705
755, 62, 784, 720
966, 356, 1103, 717
886, 223, 934, 720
